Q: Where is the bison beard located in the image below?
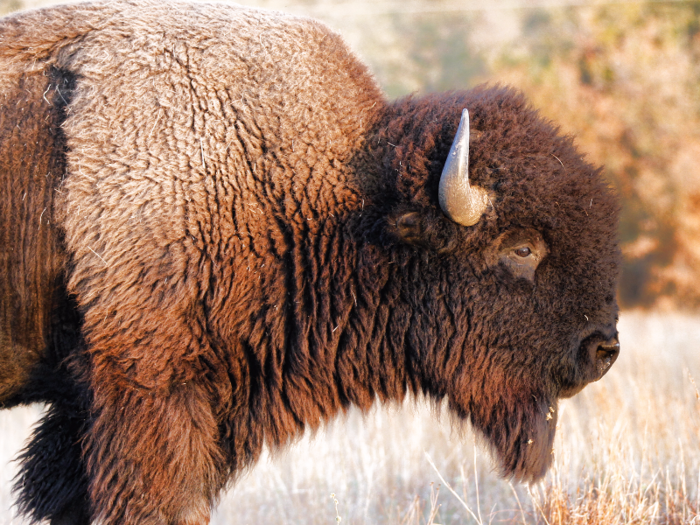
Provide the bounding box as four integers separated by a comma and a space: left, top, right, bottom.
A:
464, 386, 558, 483
0, 1, 621, 524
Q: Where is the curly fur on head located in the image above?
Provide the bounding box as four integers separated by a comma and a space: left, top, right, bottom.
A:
0, 2, 620, 524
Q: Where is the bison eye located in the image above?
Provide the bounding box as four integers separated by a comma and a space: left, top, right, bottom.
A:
486, 229, 549, 283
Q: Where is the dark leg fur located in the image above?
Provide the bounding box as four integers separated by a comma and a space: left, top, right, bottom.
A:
15, 401, 90, 525
14, 287, 92, 524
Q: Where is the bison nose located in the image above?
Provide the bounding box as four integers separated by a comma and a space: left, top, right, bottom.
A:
594, 336, 620, 379
560, 332, 620, 397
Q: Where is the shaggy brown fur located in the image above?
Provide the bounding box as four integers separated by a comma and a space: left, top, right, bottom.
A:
0, 2, 621, 524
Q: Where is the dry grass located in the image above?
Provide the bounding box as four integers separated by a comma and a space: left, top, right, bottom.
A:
1, 311, 699, 524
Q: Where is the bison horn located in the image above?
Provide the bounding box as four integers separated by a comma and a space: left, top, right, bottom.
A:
438, 109, 489, 227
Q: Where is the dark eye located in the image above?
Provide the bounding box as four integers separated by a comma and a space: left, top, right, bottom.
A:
514, 246, 532, 258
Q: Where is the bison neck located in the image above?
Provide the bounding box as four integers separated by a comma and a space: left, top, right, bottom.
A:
214, 208, 446, 473
212, 102, 470, 473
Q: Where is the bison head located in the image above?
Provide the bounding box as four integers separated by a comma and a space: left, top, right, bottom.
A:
362, 85, 620, 483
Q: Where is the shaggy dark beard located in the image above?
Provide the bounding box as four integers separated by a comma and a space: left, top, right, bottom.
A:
452, 393, 558, 483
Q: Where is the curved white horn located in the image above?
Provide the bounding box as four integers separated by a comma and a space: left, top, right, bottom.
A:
438, 109, 489, 226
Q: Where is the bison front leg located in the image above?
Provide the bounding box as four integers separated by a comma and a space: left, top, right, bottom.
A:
86, 379, 225, 525
58, 216, 230, 522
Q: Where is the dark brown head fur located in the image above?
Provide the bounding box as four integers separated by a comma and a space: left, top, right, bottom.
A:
354, 86, 620, 481
0, 2, 620, 524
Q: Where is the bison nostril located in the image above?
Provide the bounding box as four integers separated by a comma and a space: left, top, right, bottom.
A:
595, 337, 620, 377
596, 340, 620, 359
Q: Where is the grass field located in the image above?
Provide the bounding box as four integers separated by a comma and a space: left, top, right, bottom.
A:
1, 311, 699, 524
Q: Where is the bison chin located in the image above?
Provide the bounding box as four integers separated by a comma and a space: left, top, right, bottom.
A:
459, 394, 558, 484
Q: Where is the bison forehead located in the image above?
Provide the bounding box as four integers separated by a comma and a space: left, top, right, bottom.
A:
453, 90, 619, 255
466, 93, 609, 209
375, 87, 618, 243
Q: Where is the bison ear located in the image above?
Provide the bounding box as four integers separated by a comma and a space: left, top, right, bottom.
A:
392, 211, 456, 253
395, 211, 424, 244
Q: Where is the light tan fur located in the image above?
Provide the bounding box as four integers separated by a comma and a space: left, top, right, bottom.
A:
2, 2, 385, 522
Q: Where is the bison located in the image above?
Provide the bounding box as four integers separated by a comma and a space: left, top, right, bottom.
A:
0, 1, 621, 524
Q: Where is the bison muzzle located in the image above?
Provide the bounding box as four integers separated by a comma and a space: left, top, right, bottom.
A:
0, 1, 621, 524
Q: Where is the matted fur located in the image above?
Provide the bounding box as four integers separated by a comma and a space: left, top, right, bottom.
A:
0, 2, 621, 524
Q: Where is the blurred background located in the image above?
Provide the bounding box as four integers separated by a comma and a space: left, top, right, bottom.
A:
4, 0, 700, 311
1, 1, 699, 523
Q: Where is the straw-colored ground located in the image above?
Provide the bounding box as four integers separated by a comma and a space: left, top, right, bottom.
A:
1, 311, 699, 524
